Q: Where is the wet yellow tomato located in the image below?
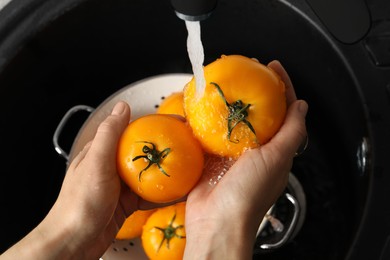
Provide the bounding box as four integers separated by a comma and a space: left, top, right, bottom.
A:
117, 114, 204, 203
156, 92, 185, 117
142, 202, 186, 260
183, 54, 286, 158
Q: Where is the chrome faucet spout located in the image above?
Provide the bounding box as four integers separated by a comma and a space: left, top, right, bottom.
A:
171, 0, 217, 21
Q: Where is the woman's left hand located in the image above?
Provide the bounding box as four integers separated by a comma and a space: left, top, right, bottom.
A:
1, 101, 137, 260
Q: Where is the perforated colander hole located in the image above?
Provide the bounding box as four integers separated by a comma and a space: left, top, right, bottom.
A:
154, 95, 166, 109
110, 246, 132, 253
110, 241, 117, 252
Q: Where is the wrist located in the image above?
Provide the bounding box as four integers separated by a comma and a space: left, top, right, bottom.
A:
37, 201, 98, 259
1, 214, 76, 260
23, 200, 91, 260
184, 216, 257, 260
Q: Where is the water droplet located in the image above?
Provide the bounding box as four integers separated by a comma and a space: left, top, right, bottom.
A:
156, 184, 164, 191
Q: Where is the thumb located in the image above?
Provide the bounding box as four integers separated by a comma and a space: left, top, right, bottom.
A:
87, 101, 131, 162
265, 99, 308, 159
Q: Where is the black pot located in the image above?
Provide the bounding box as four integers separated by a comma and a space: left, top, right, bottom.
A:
0, 0, 389, 259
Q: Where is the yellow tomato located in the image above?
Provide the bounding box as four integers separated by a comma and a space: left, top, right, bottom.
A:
156, 92, 185, 117
117, 114, 204, 203
183, 54, 286, 158
115, 209, 156, 240
142, 202, 186, 260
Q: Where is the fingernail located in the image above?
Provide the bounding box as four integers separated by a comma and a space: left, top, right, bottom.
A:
111, 101, 126, 115
298, 100, 308, 117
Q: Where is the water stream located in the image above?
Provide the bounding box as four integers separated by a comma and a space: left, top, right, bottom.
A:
185, 21, 206, 97
185, 20, 234, 187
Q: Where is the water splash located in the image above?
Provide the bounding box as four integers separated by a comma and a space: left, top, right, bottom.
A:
203, 155, 236, 186
185, 21, 206, 98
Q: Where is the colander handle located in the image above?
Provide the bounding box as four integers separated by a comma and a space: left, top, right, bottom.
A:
260, 193, 300, 250
53, 105, 94, 161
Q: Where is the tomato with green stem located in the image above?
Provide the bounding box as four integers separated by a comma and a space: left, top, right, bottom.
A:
183, 54, 287, 158
117, 114, 204, 203
141, 202, 186, 260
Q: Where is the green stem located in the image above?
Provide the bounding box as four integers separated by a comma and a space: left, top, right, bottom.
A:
132, 141, 171, 181
155, 211, 186, 252
210, 82, 256, 143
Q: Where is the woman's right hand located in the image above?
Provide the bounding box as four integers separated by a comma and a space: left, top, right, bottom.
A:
184, 60, 308, 260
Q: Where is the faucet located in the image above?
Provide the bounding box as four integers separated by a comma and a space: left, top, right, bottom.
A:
171, 0, 217, 21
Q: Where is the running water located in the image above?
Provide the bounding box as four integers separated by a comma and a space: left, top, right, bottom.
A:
185, 21, 206, 97
185, 21, 236, 187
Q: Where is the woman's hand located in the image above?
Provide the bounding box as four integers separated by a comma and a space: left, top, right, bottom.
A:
184, 60, 308, 260
1, 101, 137, 260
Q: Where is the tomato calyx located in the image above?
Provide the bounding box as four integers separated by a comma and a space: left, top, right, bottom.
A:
132, 141, 171, 181
154, 211, 185, 252
210, 82, 256, 143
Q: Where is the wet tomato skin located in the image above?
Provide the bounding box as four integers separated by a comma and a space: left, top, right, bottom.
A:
142, 202, 186, 260
184, 54, 287, 158
117, 114, 204, 203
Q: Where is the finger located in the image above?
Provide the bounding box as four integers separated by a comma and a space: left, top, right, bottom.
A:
86, 101, 131, 163
138, 196, 187, 210
264, 100, 308, 159
119, 182, 139, 217
267, 60, 297, 106
67, 141, 92, 172
113, 190, 138, 231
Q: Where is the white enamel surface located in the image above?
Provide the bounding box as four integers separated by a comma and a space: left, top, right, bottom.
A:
68, 74, 192, 163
